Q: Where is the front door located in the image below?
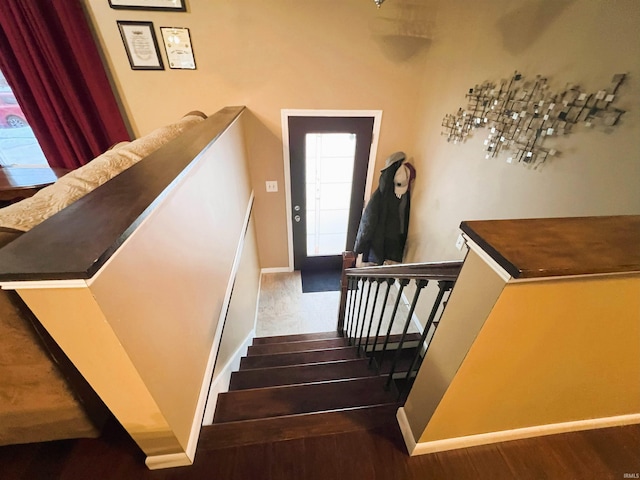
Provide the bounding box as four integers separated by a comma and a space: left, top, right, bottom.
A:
288, 116, 374, 271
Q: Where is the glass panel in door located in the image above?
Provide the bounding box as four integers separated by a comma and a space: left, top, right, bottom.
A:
305, 133, 356, 256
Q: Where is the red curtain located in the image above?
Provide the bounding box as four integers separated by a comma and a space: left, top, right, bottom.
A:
0, 0, 130, 169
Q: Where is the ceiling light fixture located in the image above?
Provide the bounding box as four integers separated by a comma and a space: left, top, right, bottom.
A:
374, 0, 385, 8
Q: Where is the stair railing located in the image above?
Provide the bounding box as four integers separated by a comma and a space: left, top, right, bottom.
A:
338, 252, 462, 398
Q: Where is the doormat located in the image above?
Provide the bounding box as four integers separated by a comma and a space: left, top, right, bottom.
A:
300, 269, 342, 293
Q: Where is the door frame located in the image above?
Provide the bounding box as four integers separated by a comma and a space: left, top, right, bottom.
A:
281, 109, 382, 271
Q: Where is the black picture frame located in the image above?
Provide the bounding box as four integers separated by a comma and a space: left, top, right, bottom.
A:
109, 0, 186, 11
160, 27, 197, 70
117, 21, 164, 70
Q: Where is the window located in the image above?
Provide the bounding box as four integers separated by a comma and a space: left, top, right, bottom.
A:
305, 133, 356, 256
0, 68, 48, 167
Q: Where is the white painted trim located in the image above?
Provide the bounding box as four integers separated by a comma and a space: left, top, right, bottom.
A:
364, 112, 383, 204
1, 279, 88, 290
281, 109, 383, 271
408, 413, 640, 456
396, 407, 417, 455
261, 266, 292, 274
254, 273, 262, 332
281, 109, 294, 271
183, 191, 255, 463
145, 452, 193, 470
508, 269, 640, 283
464, 235, 512, 283
399, 285, 424, 333
202, 328, 255, 425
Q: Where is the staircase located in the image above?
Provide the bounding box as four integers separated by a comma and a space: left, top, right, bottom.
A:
200, 331, 421, 450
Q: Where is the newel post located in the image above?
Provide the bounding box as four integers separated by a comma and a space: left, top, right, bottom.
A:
337, 251, 356, 334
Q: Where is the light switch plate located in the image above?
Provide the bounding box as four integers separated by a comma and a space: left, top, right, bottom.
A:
455, 233, 466, 251
266, 181, 278, 193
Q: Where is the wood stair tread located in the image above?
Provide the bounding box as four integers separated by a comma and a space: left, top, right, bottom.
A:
213, 376, 396, 423
229, 359, 376, 390
240, 347, 359, 369
200, 403, 400, 450
252, 331, 341, 345
247, 337, 349, 355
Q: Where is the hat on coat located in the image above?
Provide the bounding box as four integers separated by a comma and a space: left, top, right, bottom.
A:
381, 151, 406, 171
393, 162, 416, 198
393, 164, 409, 198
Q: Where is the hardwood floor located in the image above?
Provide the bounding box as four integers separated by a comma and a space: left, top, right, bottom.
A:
0, 416, 638, 479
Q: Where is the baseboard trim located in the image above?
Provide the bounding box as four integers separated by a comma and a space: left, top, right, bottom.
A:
396, 407, 417, 454
405, 412, 640, 456
145, 452, 192, 470
201, 329, 255, 425
393, 282, 423, 332
253, 273, 262, 332
399, 286, 424, 333
261, 267, 292, 274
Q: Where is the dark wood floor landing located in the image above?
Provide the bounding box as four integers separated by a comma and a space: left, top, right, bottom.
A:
0, 418, 638, 480
3, 331, 639, 478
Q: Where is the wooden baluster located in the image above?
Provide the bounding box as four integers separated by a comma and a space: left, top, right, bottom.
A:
337, 251, 356, 334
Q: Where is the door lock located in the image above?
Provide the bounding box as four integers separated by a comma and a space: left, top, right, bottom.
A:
294, 215, 301, 223
294, 205, 301, 211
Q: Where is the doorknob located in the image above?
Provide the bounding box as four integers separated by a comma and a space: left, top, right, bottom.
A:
294, 205, 301, 211
294, 215, 301, 223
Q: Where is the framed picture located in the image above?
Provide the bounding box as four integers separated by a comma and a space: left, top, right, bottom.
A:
109, 0, 186, 11
117, 21, 164, 70
160, 27, 196, 70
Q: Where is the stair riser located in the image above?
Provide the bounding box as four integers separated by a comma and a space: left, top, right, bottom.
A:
229, 360, 375, 390
214, 377, 396, 423
370, 347, 420, 375
247, 338, 349, 356
200, 404, 400, 450
240, 348, 359, 370
252, 332, 341, 345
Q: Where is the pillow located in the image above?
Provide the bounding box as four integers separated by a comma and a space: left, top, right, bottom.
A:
0, 113, 206, 232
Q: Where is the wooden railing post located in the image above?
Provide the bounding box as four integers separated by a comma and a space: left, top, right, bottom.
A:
337, 251, 356, 334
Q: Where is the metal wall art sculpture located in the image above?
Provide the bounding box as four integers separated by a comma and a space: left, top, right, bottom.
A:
442, 72, 627, 168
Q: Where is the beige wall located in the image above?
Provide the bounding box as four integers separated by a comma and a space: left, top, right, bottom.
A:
83, 0, 432, 268
83, 0, 640, 268
405, 0, 640, 262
